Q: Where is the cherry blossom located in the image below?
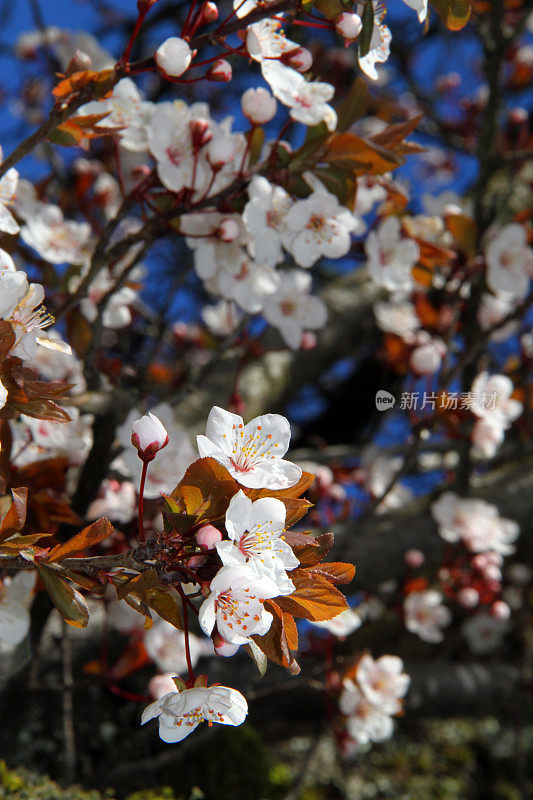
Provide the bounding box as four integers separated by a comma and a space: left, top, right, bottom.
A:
202, 300, 243, 337
0, 146, 20, 234
144, 619, 207, 673
262, 269, 328, 349
197, 406, 302, 490
485, 223, 533, 300
431, 492, 519, 555
0, 269, 54, 360
355, 654, 410, 714
21, 205, 91, 265
217, 490, 299, 594
18, 407, 93, 467
462, 612, 511, 655
0, 572, 36, 650
262, 61, 337, 131
243, 176, 293, 267
366, 216, 420, 291
409, 333, 447, 375
339, 679, 394, 744
27, 328, 86, 395
87, 479, 136, 524
470, 372, 522, 429
141, 685, 248, 743
477, 293, 519, 341
198, 563, 280, 645
374, 297, 420, 342
80, 78, 154, 152
213, 253, 280, 314
285, 186, 358, 268
247, 19, 299, 62
357, 3, 391, 81
404, 589, 452, 643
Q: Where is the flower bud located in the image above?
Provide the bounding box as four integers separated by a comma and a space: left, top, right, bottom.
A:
300, 331, 318, 350
196, 524, 223, 550
188, 554, 209, 569
213, 635, 240, 657
405, 549, 425, 569
65, 49, 93, 76
208, 59, 232, 82
216, 219, 241, 242
285, 47, 313, 72
207, 134, 236, 167
155, 37, 192, 78
241, 87, 277, 124
335, 12, 362, 40
491, 600, 511, 621
457, 587, 479, 608
190, 118, 212, 149
201, 1, 218, 23
131, 412, 168, 461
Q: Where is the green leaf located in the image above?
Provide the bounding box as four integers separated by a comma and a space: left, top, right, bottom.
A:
359, 1, 375, 58
37, 563, 89, 628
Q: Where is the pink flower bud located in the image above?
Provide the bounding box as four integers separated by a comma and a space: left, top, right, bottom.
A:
155, 37, 192, 78
285, 47, 313, 72
214, 636, 240, 657
300, 332, 318, 350
149, 673, 178, 699
207, 134, 236, 167
485, 564, 502, 582
241, 87, 277, 124
201, 1, 218, 23
216, 219, 241, 242
472, 554, 488, 571
335, 12, 362, 39
188, 554, 208, 569
405, 549, 425, 569
509, 107, 528, 125
457, 587, 479, 608
491, 600, 511, 621
208, 59, 232, 82
131, 412, 168, 462
196, 524, 223, 550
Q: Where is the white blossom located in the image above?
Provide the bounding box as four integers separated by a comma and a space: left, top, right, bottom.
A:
339, 679, 394, 744
0, 572, 36, 650
366, 216, 419, 291
243, 176, 293, 267
286, 188, 358, 268
217, 490, 298, 594
197, 406, 302, 490
262, 61, 337, 131
199, 563, 280, 645
142, 685, 248, 742
262, 269, 327, 349
485, 223, 533, 300
462, 612, 510, 655
431, 492, 519, 555
404, 589, 451, 643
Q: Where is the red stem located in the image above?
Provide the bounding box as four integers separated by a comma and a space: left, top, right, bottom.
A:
178, 586, 196, 685
120, 10, 147, 67
138, 459, 148, 545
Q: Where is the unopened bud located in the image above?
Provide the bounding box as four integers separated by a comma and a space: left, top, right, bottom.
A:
201, 1, 218, 23
300, 331, 317, 350
241, 87, 277, 124
149, 673, 178, 699
207, 134, 236, 167
155, 37, 192, 78
405, 549, 425, 569
216, 219, 241, 242
65, 49, 93, 76
457, 587, 479, 608
208, 58, 232, 82
131, 412, 169, 462
285, 47, 313, 72
491, 600, 511, 621
190, 118, 212, 148
335, 12, 362, 40
196, 524, 223, 550
213, 634, 240, 657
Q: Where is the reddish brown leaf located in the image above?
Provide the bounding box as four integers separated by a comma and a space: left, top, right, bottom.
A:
116, 569, 184, 631
0, 487, 28, 543
37, 563, 89, 628
276, 570, 349, 622
170, 457, 241, 524
292, 532, 334, 567
253, 600, 300, 673
48, 517, 114, 561
306, 561, 356, 586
